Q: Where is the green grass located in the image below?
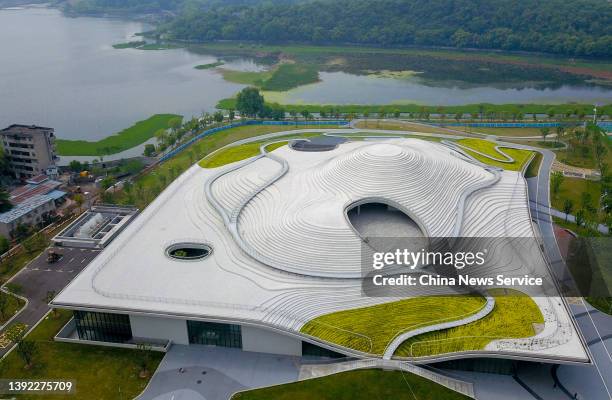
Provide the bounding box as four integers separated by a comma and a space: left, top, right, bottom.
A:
192, 42, 612, 74
112, 40, 145, 49
217, 97, 609, 117
260, 64, 319, 91
199, 141, 288, 168
553, 216, 596, 237
0, 292, 25, 325
111, 42, 181, 50
109, 125, 339, 209
556, 140, 612, 170
471, 127, 548, 137
0, 310, 163, 400
586, 297, 612, 315
199, 132, 324, 168
457, 138, 533, 171
195, 61, 224, 69
231, 368, 470, 400
55, 114, 181, 156
525, 152, 543, 178
221, 63, 319, 91
395, 289, 544, 357
354, 120, 459, 135
300, 295, 486, 355
220, 69, 274, 86
550, 177, 601, 211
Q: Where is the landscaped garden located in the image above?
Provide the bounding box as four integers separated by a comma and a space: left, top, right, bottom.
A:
106, 125, 339, 209
0, 310, 163, 400
300, 295, 486, 355
231, 368, 471, 400
456, 138, 534, 171
55, 114, 182, 156
394, 289, 543, 358
0, 291, 25, 326
199, 141, 288, 168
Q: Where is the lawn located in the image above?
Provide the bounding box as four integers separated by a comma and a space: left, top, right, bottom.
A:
556, 140, 612, 170
471, 127, 549, 137
524, 151, 543, 178
56, 114, 181, 156
550, 177, 601, 211
221, 63, 319, 91
0, 310, 163, 400
199, 141, 288, 168
457, 138, 534, 171
0, 291, 25, 325
220, 69, 274, 86
260, 64, 319, 91
231, 368, 470, 400
586, 297, 612, 315
112, 40, 145, 49
353, 120, 459, 135
395, 289, 543, 358
300, 295, 486, 355
217, 97, 609, 117
195, 61, 224, 70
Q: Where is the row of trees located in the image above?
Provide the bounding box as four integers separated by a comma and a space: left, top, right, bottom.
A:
163, 0, 612, 57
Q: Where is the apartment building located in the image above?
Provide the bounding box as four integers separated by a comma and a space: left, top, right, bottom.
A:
0, 124, 58, 180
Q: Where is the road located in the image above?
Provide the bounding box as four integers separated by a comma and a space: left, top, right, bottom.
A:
0, 246, 100, 357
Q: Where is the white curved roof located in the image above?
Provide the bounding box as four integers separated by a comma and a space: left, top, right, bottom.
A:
53, 136, 588, 362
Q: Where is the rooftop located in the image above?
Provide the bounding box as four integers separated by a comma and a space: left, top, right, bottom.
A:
52, 138, 589, 363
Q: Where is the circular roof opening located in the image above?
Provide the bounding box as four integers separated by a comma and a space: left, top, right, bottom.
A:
166, 243, 212, 261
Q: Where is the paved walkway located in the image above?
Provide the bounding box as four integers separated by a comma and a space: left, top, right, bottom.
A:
137, 345, 301, 400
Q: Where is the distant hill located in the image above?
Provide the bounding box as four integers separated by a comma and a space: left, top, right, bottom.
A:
161, 0, 612, 58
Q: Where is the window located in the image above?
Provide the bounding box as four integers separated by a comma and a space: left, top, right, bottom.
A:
74, 311, 132, 343
187, 320, 242, 348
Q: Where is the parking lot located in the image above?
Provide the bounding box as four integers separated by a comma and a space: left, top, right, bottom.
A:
0, 246, 100, 356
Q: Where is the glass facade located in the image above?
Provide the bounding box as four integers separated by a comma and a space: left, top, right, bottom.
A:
302, 341, 345, 358
74, 311, 132, 344
187, 320, 242, 348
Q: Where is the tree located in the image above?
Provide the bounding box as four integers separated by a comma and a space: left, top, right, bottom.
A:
454, 112, 463, 122
235, 87, 264, 117
73, 194, 84, 212
143, 144, 156, 157
168, 117, 183, 133
68, 160, 83, 172
100, 176, 116, 191
0, 292, 9, 320
575, 209, 585, 227
393, 109, 400, 118
540, 127, 550, 142
228, 109, 235, 122
563, 199, 573, 221
137, 343, 154, 378
550, 171, 564, 197
0, 235, 9, 255
301, 110, 310, 120
581, 192, 593, 212
0, 187, 12, 213
6, 323, 37, 369
213, 111, 224, 123
43, 290, 58, 317
555, 126, 564, 143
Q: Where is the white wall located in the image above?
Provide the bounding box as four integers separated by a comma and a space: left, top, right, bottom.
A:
241, 325, 302, 356
129, 315, 189, 345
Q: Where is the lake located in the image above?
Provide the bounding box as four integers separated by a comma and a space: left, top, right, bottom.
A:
1, 6, 611, 141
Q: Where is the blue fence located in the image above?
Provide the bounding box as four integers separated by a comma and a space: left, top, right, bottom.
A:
429, 121, 611, 131
159, 120, 348, 162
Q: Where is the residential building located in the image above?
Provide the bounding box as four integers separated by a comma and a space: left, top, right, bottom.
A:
0, 174, 66, 238
0, 124, 58, 180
